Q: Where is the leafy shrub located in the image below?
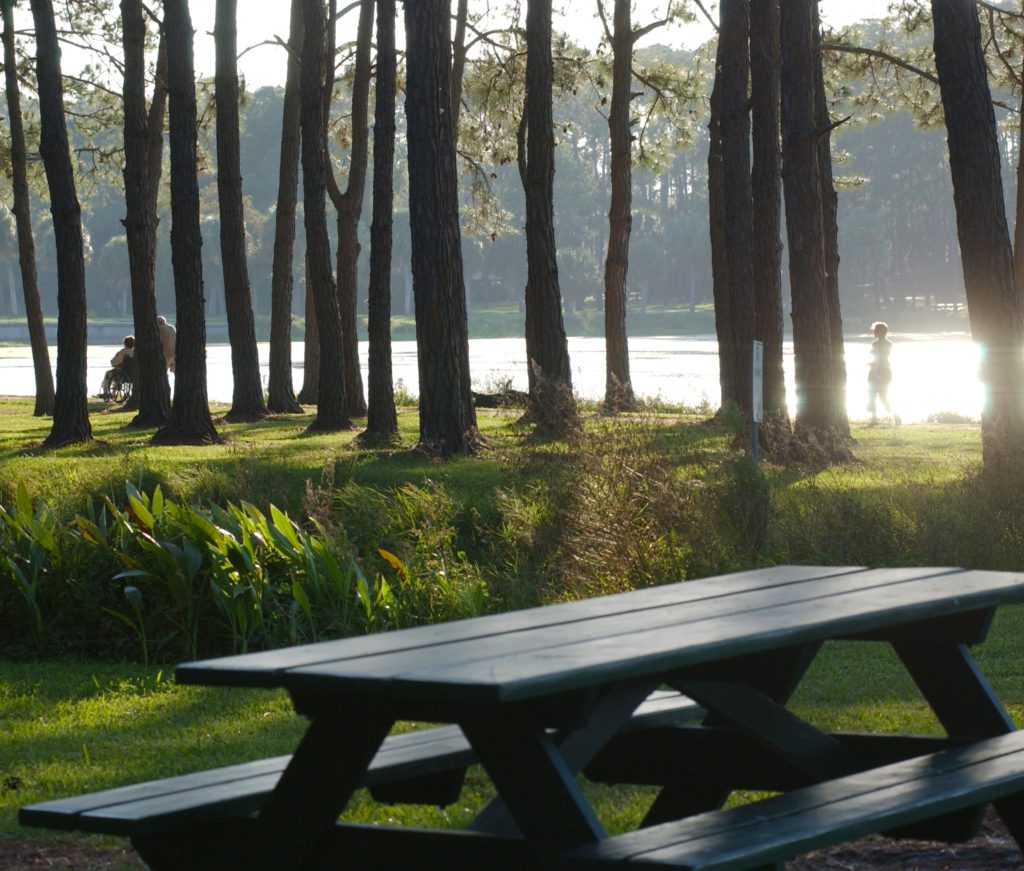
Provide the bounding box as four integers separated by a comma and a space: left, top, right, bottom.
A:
0, 483, 408, 661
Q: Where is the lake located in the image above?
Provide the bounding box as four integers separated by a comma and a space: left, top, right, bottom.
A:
0, 332, 982, 424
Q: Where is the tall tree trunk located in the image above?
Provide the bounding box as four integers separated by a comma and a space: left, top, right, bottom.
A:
30, 0, 91, 447
523, 0, 576, 435
215, 0, 268, 422
297, 263, 319, 404
780, 0, 849, 460
933, 0, 1024, 471
750, 0, 787, 434
3, 0, 53, 417
404, 0, 477, 456
450, 0, 469, 129
267, 0, 304, 414
602, 0, 636, 412
1014, 95, 1024, 294
121, 0, 171, 428
325, 0, 373, 418
124, 31, 168, 416
145, 34, 167, 266
153, 0, 219, 445
720, 0, 755, 424
812, 3, 849, 439
708, 39, 735, 412
301, 0, 348, 431
363, 0, 398, 441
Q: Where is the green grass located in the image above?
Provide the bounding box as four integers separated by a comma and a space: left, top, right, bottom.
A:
0, 397, 518, 521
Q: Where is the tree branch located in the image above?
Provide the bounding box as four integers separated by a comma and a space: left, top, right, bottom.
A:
824, 40, 1019, 113
691, 0, 718, 34
631, 14, 674, 44
823, 42, 938, 85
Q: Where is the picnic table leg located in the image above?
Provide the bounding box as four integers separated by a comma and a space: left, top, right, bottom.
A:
464, 680, 658, 848
992, 792, 1024, 849
893, 641, 1015, 737
252, 694, 397, 868
893, 640, 1014, 843
645, 643, 821, 826
135, 695, 397, 870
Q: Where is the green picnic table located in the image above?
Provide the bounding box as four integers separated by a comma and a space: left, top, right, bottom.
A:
21, 565, 1024, 869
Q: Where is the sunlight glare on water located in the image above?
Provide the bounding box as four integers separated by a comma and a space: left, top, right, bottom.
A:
0, 332, 983, 425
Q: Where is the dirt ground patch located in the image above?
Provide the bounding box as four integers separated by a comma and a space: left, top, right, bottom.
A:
1, 812, 1021, 869
0, 838, 143, 871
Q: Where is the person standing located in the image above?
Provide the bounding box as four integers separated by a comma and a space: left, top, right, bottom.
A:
157, 315, 176, 372
867, 321, 896, 425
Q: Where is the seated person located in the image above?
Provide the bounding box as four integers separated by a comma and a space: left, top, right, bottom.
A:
99, 335, 136, 399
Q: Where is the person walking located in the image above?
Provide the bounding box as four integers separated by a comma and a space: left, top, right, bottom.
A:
867, 321, 897, 425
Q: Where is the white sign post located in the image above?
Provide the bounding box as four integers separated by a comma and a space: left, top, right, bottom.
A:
752, 340, 764, 463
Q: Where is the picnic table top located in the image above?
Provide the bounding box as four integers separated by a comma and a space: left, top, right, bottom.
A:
176, 565, 1024, 705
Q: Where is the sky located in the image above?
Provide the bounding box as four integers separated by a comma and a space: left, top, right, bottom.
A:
187, 0, 897, 90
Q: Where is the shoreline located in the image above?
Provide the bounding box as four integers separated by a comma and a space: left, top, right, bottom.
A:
0, 306, 971, 346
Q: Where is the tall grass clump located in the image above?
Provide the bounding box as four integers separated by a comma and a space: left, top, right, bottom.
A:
487, 419, 735, 601
333, 480, 489, 624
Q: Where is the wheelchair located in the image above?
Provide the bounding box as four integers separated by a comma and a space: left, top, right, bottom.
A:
101, 358, 135, 403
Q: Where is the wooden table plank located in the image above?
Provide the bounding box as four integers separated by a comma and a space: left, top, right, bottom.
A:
280, 569, 1024, 703
176, 565, 865, 687
273, 569, 937, 693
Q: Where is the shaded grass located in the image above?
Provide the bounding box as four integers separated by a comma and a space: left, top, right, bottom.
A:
0, 399, 516, 522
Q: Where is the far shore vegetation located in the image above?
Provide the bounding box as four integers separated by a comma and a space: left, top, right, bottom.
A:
0, 298, 970, 346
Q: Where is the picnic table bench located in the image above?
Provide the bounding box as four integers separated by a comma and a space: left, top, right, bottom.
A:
20, 565, 1024, 870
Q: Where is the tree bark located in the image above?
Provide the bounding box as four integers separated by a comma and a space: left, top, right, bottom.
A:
1014, 91, 1024, 295
301, 0, 349, 431
812, 3, 849, 440
121, 0, 171, 429
720, 0, 755, 423
30, 0, 91, 447
708, 39, 735, 411
404, 0, 477, 456
750, 0, 787, 429
602, 0, 636, 412
215, 0, 268, 422
3, 0, 54, 417
325, 0, 373, 418
124, 29, 168, 416
450, 0, 469, 130
780, 0, 848, 458
153, 0, 219, 445
933, 0, 1024, 471
267, 0, 304, 414
145, 33, 167, 267
296, 262, 319, 404
523, 0, 576, 435
362, 0, 398, 442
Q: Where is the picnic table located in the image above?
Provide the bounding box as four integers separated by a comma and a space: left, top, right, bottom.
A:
21, 565, 1024, 870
